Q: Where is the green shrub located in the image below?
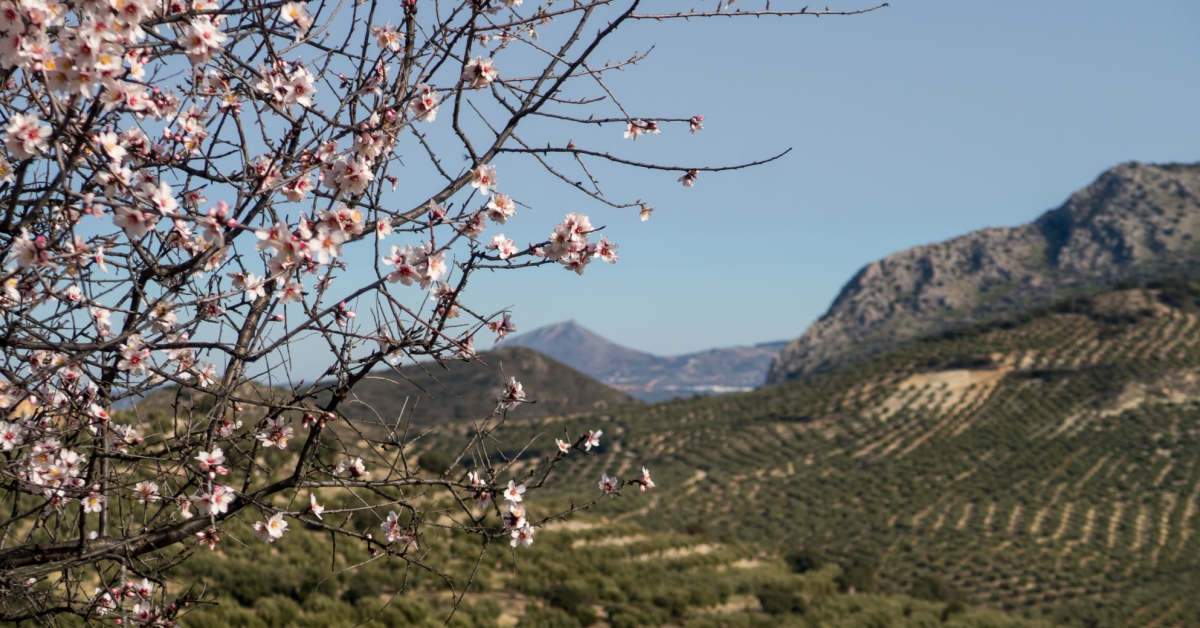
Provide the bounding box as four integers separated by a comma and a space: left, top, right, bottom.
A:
253, 596, 300, 628
756, 583, 807, 615
784, 549, 824, 574
912, 575, 962, 603
836, 562, 877, 594
419, 450, 456, 475
519, 604, 582, 628
543, 583, 598, 626
941, 600, 966, 622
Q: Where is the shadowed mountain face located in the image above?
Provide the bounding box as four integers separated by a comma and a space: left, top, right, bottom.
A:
335, 346, 637, 425
768, 162, 1200, 383
500, 321, 786, 401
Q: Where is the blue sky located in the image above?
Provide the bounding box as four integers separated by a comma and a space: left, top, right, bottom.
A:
446, 0, 1200, 357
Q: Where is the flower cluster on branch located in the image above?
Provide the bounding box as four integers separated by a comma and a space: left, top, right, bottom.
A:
0, 0, 882, 623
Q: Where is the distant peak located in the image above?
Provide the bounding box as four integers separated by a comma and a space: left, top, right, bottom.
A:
502, 319, 622, 348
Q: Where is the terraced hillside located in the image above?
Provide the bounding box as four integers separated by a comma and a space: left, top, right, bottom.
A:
164, 511, 1048, 628
435, 280, 1200, 627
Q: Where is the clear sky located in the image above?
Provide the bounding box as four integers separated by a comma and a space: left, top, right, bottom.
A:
447, 0, 1200, 357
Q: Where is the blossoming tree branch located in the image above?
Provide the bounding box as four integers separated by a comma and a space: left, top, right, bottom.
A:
0, 0, 883, 623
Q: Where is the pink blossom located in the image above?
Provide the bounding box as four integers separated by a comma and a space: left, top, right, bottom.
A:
499, 377, 526, 409
113, 207, 161, 239
96, 131, 126, 163
502, 502, 526, 529
408, 84, 441, 122
92, 588, 116, 615
376, 219, 393, 239
255, 221, 290, 252
282, 174, 313, 202
195, 447, 227, 476
334, 456, 368, 478
82, 491, 105, 513
196, 528, 219, 550
12, 231, 53, 268
254, 512, 287, 542
132, 578, 154, 600
468, 471, 491, 509
460, 211, 486, 238
228, 271, 267, 299
592, 236, 619, 264
134, 481, 159, 503
277, 281, 304, 304
584, 429, 602, 451
487, 313, 516, 339
461, 56, 498, 89
280, 2, 311, 35
381, 511, 416, 548
118, 336, 152, 376
4, 113, 51, 159
0, 420, 25, 450
624, 119, 660, 140
485, 193, 516, 223
308, 227, 345, 264
256, 417, 293, 449
334, 156, 374, 196
469, 164, 497, 197
178, 19, 228, 65
598, 473, 618, 496
510, 523, 534, 548
487, 234, 518, 259
638, 467, 655, 492
131, 602, 156, 625
372, 22, 402, 51
196, 485, 234, 516
502, 480, 525, 503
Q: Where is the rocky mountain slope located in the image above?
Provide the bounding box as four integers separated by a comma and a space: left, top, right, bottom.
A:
499, 320, 786, 400
767, 161, 1200, 383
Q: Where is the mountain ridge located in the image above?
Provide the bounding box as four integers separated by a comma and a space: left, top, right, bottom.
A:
335, 346, 637, 425
499, 320, 786, 400
132, 347, 637, 428
767, 161, 1200, 383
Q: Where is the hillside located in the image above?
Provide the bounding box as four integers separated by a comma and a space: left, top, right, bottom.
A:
167, 514, 1050, 628
501, 320, 786, 400
441, 278, 1200, 627
129, 347, 633, 430
334, 346, 636, 426
768, 161, 1200, 383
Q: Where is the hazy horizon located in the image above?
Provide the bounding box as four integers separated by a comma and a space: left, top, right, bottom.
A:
460, 0, 1200, 356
